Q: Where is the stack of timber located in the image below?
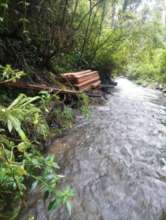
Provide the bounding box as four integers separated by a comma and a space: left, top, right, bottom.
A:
0, 70, 102, 97
62, 70, 101, 91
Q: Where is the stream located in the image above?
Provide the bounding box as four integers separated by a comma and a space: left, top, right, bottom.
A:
22, 78, 166, 220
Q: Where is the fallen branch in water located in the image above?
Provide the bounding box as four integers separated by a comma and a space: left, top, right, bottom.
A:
0, 81, 80, 95
0, 81, 102, 97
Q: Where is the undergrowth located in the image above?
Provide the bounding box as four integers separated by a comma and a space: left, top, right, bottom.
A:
0, 91, 75, 219
0, 65, 90, 219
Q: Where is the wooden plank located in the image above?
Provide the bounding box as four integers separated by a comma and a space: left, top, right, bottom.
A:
66, 73, 99, 84
92, 80, 101, 89
63, 71, 98, 80
63, 70, 91, 77
100, 84, 115, 89
77, 80, 101, 91
76, 74, 99, 84
72, 71, 98, 78
0, 81, 80, 95
75, 76, 100, 88
86, 92, 102, 97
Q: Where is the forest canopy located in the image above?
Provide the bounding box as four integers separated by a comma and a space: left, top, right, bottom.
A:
0, 0, 165, 80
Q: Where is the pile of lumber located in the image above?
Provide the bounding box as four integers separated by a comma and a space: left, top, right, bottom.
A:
62, 70, 101, 91
0, 70, 102, 96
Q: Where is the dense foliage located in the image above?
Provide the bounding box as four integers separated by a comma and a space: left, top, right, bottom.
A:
0, 88, 77, 219
0, 0, 145, 75
0, 0, 165, 80
126, 10, 166, 83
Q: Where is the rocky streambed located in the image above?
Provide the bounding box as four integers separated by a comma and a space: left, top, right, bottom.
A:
21, 78, 166, 220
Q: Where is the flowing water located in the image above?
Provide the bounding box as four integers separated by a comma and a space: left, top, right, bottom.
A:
22, 78, 166, 220
50, 78, 166, 220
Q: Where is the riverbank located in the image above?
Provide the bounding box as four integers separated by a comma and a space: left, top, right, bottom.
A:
20, 78, 166, 220
19, 95, 105, 220
126, 76, 166, 93
0, 73, 97, 219
51, 78, 166, 220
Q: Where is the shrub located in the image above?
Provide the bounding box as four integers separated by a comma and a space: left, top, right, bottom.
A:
0, 93, 74, 219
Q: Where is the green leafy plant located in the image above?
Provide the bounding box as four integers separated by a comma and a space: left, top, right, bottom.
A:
54, 106, 74, 129
0, 93, 47, 141
0, 93, 74, 219
48, 186, 74, 215
78, 93, 90, 117
0, 65, 26, 82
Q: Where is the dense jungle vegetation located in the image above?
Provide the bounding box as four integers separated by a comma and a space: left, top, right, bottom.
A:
0, 0, 166, 219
